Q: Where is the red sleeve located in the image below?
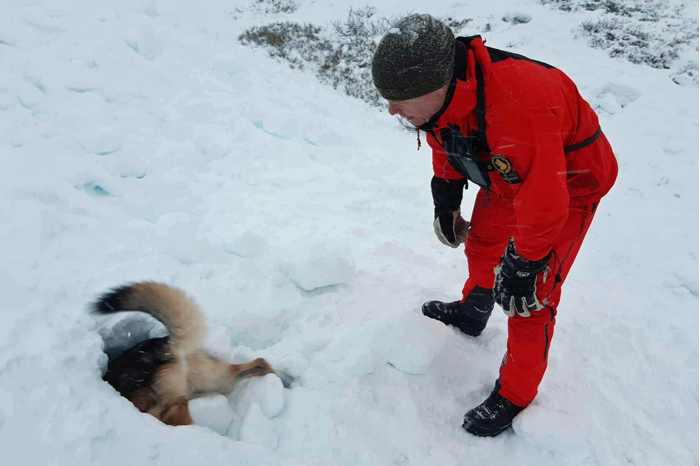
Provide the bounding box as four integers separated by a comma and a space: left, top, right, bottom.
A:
495, 115, 569, 261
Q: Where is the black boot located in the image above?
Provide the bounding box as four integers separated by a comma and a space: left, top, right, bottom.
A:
421, 286, 495, 336
462, 389, 525, 437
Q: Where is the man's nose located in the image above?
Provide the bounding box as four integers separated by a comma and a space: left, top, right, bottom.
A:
388, 102, 402, 116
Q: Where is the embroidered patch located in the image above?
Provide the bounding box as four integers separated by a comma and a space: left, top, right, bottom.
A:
491, 155, 522, 184
491, 155, 512, 174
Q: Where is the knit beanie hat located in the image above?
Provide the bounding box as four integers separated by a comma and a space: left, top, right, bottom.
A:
372, 14, 455, 101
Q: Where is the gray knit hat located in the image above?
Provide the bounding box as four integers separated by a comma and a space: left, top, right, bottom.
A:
372, 14, 455, 101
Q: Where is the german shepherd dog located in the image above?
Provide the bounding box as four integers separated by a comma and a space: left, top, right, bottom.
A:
93, 281, 274, 426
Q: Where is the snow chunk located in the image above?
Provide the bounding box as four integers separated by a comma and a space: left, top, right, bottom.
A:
278, 237, 355, 291
595, 83, 641, 108
189, 394, 235, 435
374, 313, 451, 375
229, 373, 285, 419
388, 28, 400, 34
237, 403, 278, 449
275, 352, 310, 380
513, 405, 588, 454
254, 374, 285, 418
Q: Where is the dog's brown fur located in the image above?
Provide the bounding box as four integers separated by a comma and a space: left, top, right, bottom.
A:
94, 281, 273, 426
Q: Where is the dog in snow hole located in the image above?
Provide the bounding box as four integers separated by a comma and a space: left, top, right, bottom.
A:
93, 281, 274, 426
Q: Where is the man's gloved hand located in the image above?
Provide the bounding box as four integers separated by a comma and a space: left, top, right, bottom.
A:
434, 210, 471, 248
494, 239, 551, 317
430, 176, 468, 248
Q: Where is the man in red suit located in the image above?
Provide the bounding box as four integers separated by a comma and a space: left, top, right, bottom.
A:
372, 14, 618, 437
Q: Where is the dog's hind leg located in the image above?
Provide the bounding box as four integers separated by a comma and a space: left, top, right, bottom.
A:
188, 354, 274, 396
229, 358, 275, 385
153, 361, 194, 426
230, 358, 275, 385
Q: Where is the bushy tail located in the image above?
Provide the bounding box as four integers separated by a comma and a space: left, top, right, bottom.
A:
93, 281, 205, 355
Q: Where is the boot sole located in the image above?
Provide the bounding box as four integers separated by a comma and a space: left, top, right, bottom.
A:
462, 418, 512, 437
422, 308, 483, 337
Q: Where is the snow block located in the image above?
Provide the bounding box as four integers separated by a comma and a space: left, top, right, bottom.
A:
274, 353, 310, 381
374, 313, 451, 375
229, 373, 285, 419
189, 394, 235, 435
278, 238, 356, 291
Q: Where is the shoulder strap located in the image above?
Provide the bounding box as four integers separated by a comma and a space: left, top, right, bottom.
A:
454, 40, 467, 81
473, 58, 489, 154
424, 37, 490, 157
456, 37, 489, 154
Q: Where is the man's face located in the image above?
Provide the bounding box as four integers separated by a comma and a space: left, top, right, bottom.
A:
387, 85, 448, 127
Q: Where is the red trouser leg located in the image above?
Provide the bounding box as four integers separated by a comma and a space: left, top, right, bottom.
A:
462, 191, 515, 298
498, 202, 599, 407
463, 191, 599, 407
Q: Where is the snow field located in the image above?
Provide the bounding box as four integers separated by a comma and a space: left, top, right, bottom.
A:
0, 0, 697, 465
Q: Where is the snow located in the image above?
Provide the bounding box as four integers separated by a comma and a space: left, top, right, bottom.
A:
189, 394, 235, 435
229, 373, 286, 420
0, 0, 697, 465
238, 403, 279, 449
374, 313, 453, 374
512, 405, 587, 454
278, 237, 356, 291
502, 13, 533, 24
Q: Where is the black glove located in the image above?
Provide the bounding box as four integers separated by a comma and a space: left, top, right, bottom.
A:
493, 239, 551, 317
431, 176, 469, 248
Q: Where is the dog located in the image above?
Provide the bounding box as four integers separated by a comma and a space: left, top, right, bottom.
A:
93, 281, 274, 426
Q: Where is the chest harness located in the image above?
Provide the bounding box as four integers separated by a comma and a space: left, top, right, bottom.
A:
419, 37, 602, 190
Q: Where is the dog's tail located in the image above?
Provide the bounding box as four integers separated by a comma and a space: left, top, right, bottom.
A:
93, 281, 205, 355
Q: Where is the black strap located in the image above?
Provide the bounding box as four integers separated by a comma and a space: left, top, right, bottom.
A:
454, 40, 467, 81
435, 38, 599, 164
455, 37, 489, 155
563, 126, 602, 154
473, 59, 489, 154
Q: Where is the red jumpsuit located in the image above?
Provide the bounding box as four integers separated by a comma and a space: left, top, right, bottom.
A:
425, 37, 618, 407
